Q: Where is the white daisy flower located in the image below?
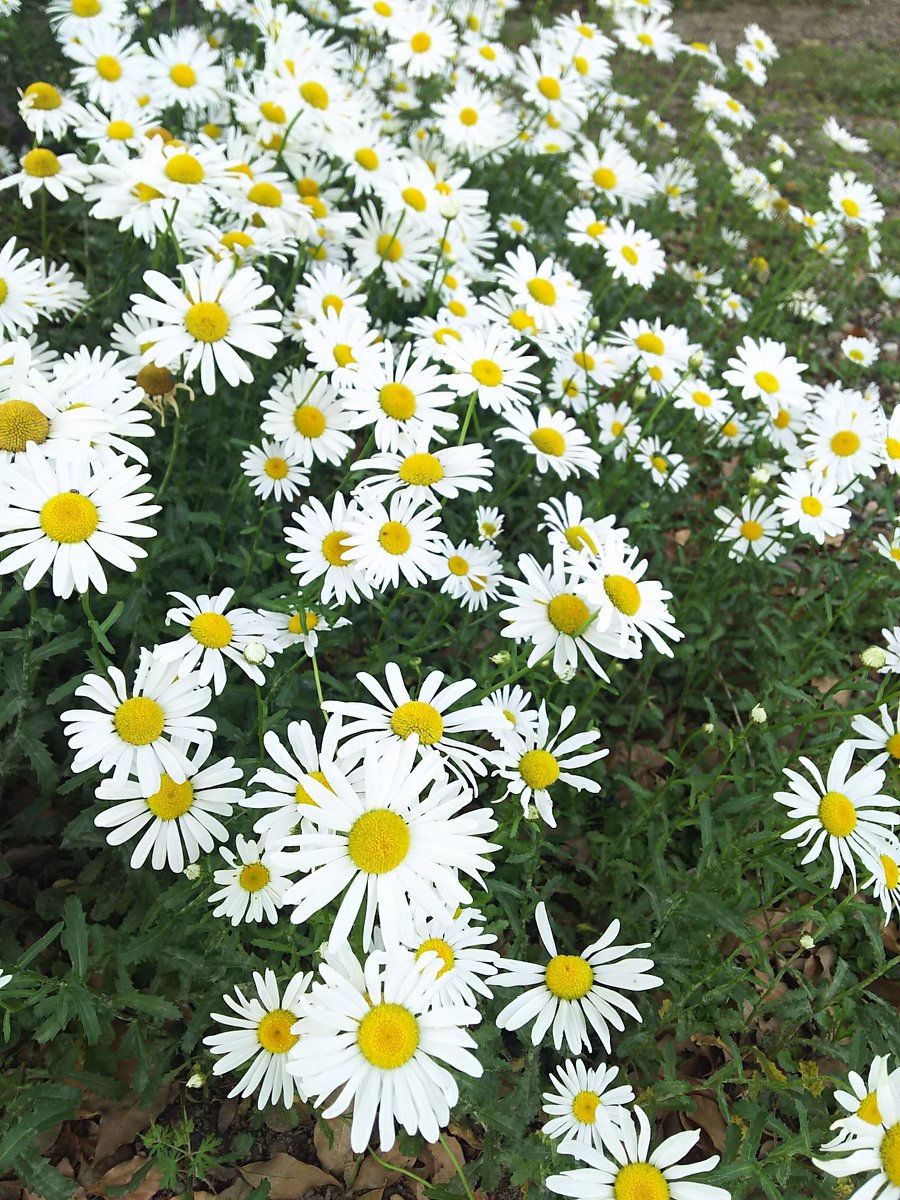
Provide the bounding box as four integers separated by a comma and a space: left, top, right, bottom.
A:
874, 532, 900, 569
260, 367, 355, 466
823, 116, 871, 154
397, 906, 499, 1008
841, 335, 879, 367
203, 969, 313, 1109
849, 704, 900, 762
863, 850, 900, 923
497, 406, 601, 480
352, 437, 494, 504
435, 538, 503, 613
241, 440, 309, 503
284, 492, 375, 607
828, 171, 884, 228
0, 147, 92, 210
802, 386, 885, 490
601, 218, 666, 288
342, 491, 447, 591
773, 469, 852, 544
17, 82, 84, 144
495, 247, 589, 336
0, 239, 45, 337
814, 1080, 900, 1199
494, 901, 662, 1054
714, 497, 785, 562
819, 1056, 898, 1150
154, 588, 277, 694
723, 335, 809, 414
481, 684, 538, 743
542, 1059, 635, 1153
441, 325, 540, 415
146, 28, 227, 111
94, 738, 243, 872
254, 605, 348, 658
208, 834, 296, 925
476, 504, 504, 541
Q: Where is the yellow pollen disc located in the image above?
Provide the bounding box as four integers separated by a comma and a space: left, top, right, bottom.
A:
416, 937, 454, 977
849, 349, 864, 362
693, 391, 712, 408
260, 100, 285, 123
800, 496, 823, 517
136, 364, 174, 395
402, 186, 427, 211
300, 80, 329, 109
107, 119, 134, 139
221, 230, 253, 250
185, 301, 229, 343
881, 1123, 900, 1186
593, 167, 617, 190
379, 382, 416, 420
0, 279, 6, 303
376, 233, 403, 262
470, 358, 503, 387
721, 422, 738, 439
448, 555, 469, 576
320, 293, 343, 316
434, 326, 461, 344
132, 181, 163, 202
621, 245, 639, 266
190, 611, 233, 648
146, 775, 194, 820
547, 593, 590, 635
841, 197, 860, 218
648, 366, 663, 382
857, 1091, 883, 1125
322, 530, 352, 567
651, 454, 669, 473
818, 790, 857, 837
357, 1002, 419, 1068
527, 277, 556, 306
586, 220, 605, 239
294, 769, 330, 806
355, 147, 378, 171
203, 122, 221, 138
530, 427, 565, 457
754, 370, 779, 394
333, 343, 355, 367
565, 525, 598, 555
257, 1008, 299, 1053
113, 696, 165, 746
293, 403, 326, 438
740, 520, 763, 541
374, 0, 391, 13
390, 699, 444, 745
604, 574, 641, 616
774, 408, 790, 429
460, 107, 479, 126
479, 45, 496, 60
287, 610, 318, 636
169, 63, 197, 88
884, 734, 900, 761
448, 299, 467, 317
545, 954, 593, 1000
264, 456, 288, 479
886, 438, 900, 460
611, 421, 624, 436
40, 491, 99, 543
613, 1162, 669, 1200
574, 55, 588, 75
410, 31, 432, 53
537, 75, 561, 100
726, 98, 741, 113
23, 148, 60, 177
637, 31, 654, 45
635, 332, 664, 355
247, 181, 282, 207
0, 399, 50, 452
399, 452, 444, 487
164, 153, 205, 185
830, 430, 860, 457
24, 82, 62, 109
72, 0, 101, 14
881, 852, 900, 888
573, 351, 595, 372
348, 808, 410, 874
95, 54, 121, 81
239, 862, 271, 892
378, 520, 411, 555
519, 748, 560, 791
572, 1090, 600, 1123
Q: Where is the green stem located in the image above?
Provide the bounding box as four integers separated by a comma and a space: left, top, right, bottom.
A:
439, 1131, 475, 1200
310, 652, 325, 711
457, 390, 478, 446
157, 417, 183, 501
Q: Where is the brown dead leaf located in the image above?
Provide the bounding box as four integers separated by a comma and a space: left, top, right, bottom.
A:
448, 1121, 482, 1151
313, 1118, 356, 1181
681, 1096, 726, 1154
420, 1137, 464, 1186
237, 1153, 338, 1199
352, 1146, 415, 1195
810, 676, 852, 707
81, 1083, 178, 1165
91, 1155, 162, 1200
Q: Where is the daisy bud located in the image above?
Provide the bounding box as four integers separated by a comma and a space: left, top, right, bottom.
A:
243, 641, 267, 665
688, 349, 705, 370
438, 198, 461, 220
799, 934, 815, 950
183, 863, 202, 880
751, 465, 773, 484
861, 646, 888, 669
526, 802, 541, 821
185, 1070, 205, 1088
409, 656, 422, 669
769, 158, 784, 174
633, 386, 647, 402
588, 316, 601, 330
702, 722, 715, 734
555, 664, 577, 684
490, 651, 511, 666
750, 705, 767, 724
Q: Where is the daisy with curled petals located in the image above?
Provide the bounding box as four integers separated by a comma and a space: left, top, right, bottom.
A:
351, 437, 494, 504
864, 850, 900, 923
241, 440, 309, 503
260, 367, 355, 467
94, 738, 243, 872
284, 493, 374, 607
289, 945, 483, 1154
203, 969, 312, 1110
542, 1059, 635, 1153
481, 684, 538, 743
441, 325, 540, 415
243, 716, 354, 839
155, 589, 276, 695
323, 661, 505, 785
494, 901, 662, 1054
0, 241, 45, 337
17, 82, 83, 144
547, 1107, 729, 1200
278, 736, 499, 949
499, 550, 631, 683
131, 257, 283, 396
775, 742, 899, 891
62, 649, 215, 796
819, 1056, 898, 1150
539, 493, 627, 560
490, 701, 607, 828
498, 406, 601, 481
208, 835, 296, 926
436, 539, 503, 614
342, 492, 447, 591
254, 603, 348, 658
476, 505, 504, 542
814, 1080, 900, 1200
0, 445, 160, 599
396, 906, 499, 1008
0, 147, 91, 210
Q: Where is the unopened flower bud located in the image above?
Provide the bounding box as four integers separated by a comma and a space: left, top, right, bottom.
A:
525, 802, 540, 821
183, 863, 201, 880
769, 158, 784, 175
438, 198, 460, 220
409, 656, 422, 669
688, 350, 705, 370
799, 933, 815, 950
750, 705, 767, 724
243, 640, 267, 665
186, 1070, 205, 1088
702, 722, 714, 734
555, 664, 576, 683
490, 651, 511, 666
861, 646, 887, 670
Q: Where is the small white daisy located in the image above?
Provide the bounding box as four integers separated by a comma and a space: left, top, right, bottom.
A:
208, 834, 295, 925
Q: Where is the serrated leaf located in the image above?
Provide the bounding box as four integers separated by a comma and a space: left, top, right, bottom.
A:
61, 895, 89, 978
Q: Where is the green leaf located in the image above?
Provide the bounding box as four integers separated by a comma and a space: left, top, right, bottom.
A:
112, 990, 181, 1021
61, 895, 89, 979
0, 1084, 80, 1169
16, 921, 64, 969
8, 1148, 78, 1200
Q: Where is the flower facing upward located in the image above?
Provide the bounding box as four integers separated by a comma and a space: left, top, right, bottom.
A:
814, 1080, 900, 1200
207, 834, 295, 925
542, 1059, 635, 1154
155, 588, 277, 694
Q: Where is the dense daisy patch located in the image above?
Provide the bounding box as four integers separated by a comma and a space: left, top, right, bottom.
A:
0, 0, 897, 1196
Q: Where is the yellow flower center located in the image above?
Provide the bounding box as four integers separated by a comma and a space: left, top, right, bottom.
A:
538, 76, 561, 100
648, 366, 663, 382
357, 1002, 419, 1068
401, 186, 427, 212
881, 852, 900, 888
133, 181, 164, 202
480, 45, 496, 60
347, 808, 410, 874
374, 0, 391, 13
23, 148, 60, 177
378, 520, 411, 555
613, 1162, 669, 1200
572, 352, 595, 372
817, 790, 857, 837
885, 734, 900, 761
185, 301, 229, 343
95, 54, 121, 81
72, 0, 101, 14
527, 278, 556, 306
740, 520, 763, 541
611, 421, 624, 436
604, 574, 641, 616
190, 611, 233, 648
264, 456, 289, 479
247, 181, 282, 207
651, 454, 669, 473
857, 1091, 883, 1125
692, 391, 712, 408
519, 748, 560, 791
547, 593, 590, 635
530, 427, 565, 456
0, 279, 7, 304
398, 452, 444, 486
0, 399, 50, 453
881, 1123, 900, 1186
634, 332, 664, 355
169, 63, 197, 88
572, 1090, 601, 1123
754, 370, 779, 394
800, 496, 823, 517
146, 774, 193, 820
333, 343, 355, 368
459, 107, 479, 126
564, 524, 598, 555
355, 147, 379, 171
379, 382, 416, 420
260, 100, 285, 123
830, 430, 860, 457
726, 98, 741, 113
574, 55, 589, 75
322, 530, 352, 567
300, 80, 329, 109
164, 152, 205, 185
721, 422, 738, 439
376, 233, 403, 262
841, 197, 860, 218
586, 221, 606, 239
470, 358, 502, 387
637, 32, 654, 46
40, 491, 99, 543
593, 167, 617, 190
442, 555, 467, 579
293, 403, 326, 438
136, 364, 174, 395
239, 862, 271, 892
410, 31, 432, 53
545, 954, 593, 1000
849, 349, 865, 362
24, 82, 62, 109
107, 119, 134, 139
113, 696, 165, 746
416, 936, 455, 977
774, 408, 790, 429
390, 700, 444, 746
294, 769, 330, 806
256, 1008, 299, 1053
885, 437, 900, 460
621, 245, 639, 266
287, 609, 317, 636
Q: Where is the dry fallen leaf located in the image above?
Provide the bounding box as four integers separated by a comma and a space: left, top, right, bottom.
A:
91, 1155, 163, 1200
681, 1095, 727, 1154
237, 1152, 338, 1199
313, 1118, 356, 1181
352, 1145, 415, 1195
420, 1137, 464, 1186
80, 1083, 178, 1166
